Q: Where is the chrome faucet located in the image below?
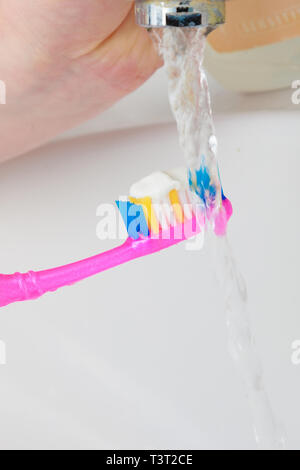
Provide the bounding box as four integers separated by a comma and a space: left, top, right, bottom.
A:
135, 0, 226, 32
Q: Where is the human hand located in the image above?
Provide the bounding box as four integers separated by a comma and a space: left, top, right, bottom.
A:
0, 0, 162, 161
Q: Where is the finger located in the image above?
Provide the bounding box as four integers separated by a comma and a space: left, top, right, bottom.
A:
78, 7, 163, 96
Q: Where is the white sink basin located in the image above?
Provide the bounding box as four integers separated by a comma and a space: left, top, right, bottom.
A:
0, 110, 299, 450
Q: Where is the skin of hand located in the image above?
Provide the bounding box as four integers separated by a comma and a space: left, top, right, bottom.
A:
0, 0, 162, 161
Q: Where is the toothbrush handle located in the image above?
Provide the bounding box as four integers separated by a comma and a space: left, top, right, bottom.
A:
0, 233, 185, 308
0, 238, 137, 308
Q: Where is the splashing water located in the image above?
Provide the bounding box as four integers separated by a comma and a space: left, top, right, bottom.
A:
214, 236, 285, 450
154, 27, 285, 449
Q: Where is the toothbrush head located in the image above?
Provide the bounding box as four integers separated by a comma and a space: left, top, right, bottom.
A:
116, 169, 199, 240
116, 168, 232, 240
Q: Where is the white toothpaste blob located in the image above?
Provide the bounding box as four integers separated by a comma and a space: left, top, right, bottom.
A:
166, 167, 189, 188
130, 171, 181, 201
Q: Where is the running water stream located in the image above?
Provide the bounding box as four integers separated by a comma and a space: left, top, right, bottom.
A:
154, 27, 285, 450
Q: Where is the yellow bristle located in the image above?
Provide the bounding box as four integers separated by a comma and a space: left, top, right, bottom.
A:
169, 190, 184, 224
129, 196, 160, 234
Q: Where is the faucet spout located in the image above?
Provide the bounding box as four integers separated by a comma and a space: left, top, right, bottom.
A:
135, 0, 226, 31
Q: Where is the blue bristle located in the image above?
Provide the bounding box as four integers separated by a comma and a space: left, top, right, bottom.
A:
116, 200, 149, 240
188, 164, 217, 207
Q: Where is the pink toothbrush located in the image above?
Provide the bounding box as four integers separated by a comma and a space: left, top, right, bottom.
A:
0, 169, 232, 308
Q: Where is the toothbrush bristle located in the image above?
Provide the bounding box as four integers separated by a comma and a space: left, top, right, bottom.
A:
127, 187, 195, 236
116, 168, 218, 240
117, 167, 232, 240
